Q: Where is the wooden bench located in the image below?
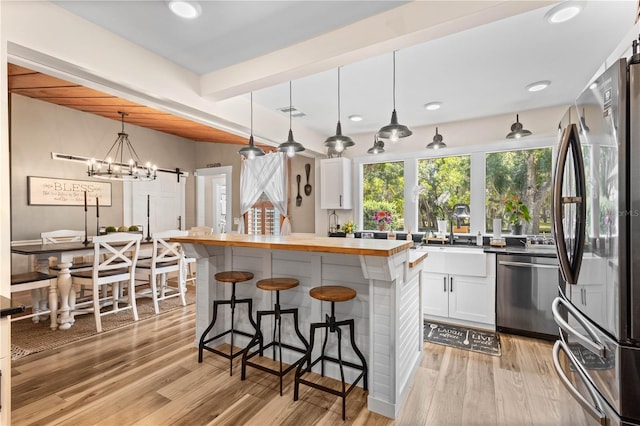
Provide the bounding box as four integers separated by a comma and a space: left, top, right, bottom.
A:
10, 272, 58, 326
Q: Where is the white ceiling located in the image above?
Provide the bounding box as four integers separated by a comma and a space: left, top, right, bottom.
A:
52, 0, 637, 140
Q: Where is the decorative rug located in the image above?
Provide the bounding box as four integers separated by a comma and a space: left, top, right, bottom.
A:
424, 321, 501, 356
11, 286, 195, 360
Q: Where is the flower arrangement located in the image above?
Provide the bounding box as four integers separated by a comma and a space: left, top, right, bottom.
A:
343, 220, 357, 234
374, 211, 392, 224
504, 194, 531, 225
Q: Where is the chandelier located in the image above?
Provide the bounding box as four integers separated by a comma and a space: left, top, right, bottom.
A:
87, 111, 157, 181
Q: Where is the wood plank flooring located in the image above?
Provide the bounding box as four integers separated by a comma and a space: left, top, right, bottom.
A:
11, 304, 597, 425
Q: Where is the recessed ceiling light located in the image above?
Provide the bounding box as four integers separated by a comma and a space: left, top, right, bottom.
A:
526, 80, 551, 92
544, 1, 583, 24
349, 114, 363, 122
167, 1, 202, 19
424, 102, 442, 111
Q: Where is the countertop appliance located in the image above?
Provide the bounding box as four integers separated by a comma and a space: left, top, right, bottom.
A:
552, 47, 640, 426
497, 253, 559, 340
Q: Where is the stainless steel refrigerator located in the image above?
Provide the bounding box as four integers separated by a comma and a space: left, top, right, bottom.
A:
552, 46, 640, 426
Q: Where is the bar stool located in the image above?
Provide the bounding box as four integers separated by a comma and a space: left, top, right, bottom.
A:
198, 270, 257, 376
241, 277, 309, 395
294, 285, 368, 421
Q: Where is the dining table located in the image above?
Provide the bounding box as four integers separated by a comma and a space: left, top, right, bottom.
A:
11, 239, 151, 330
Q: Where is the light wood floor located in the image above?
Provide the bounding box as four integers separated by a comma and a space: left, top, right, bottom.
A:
11, 304, 596, 425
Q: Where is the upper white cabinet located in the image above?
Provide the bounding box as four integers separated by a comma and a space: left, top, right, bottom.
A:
320, 158, 352, 209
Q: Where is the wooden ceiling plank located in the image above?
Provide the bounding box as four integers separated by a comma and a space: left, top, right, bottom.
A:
9, 73, 79, 90
8, 63, 245, 146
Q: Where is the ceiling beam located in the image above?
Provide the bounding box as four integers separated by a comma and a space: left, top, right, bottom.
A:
200, 1, 552, 101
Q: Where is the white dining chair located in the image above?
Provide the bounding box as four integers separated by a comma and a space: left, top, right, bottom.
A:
70, 232, 142, 332
23, 230, 89, 324
135, 229, 188, 314
41, 229, 85, 244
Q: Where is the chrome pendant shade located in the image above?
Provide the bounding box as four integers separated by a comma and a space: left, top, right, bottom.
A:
506, 114, 532, 139
324, 121, 354, 154
426, 127, 446, 149
87, 111, 157, 181
367, 135, 385, 154
324, 67, 354, 154
277, 81, 305, 157
378, 51, 412, 142
239, 92, 265, 159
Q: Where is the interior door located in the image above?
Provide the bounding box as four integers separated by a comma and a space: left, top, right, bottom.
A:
124, 172, 186, 234
195, 166, 232, 233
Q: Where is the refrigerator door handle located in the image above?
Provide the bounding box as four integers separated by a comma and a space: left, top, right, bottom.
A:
552, 297, 606, 357
552, 340, 607, 425
553, 124, 587, 285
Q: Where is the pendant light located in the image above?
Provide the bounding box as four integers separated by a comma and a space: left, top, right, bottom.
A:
238, 92, 265, 159
378, 50, 412, 143
367, 134, 385, 154
426, 127, 446, 149
87, 111, 157, 181
506, 114, 532, 139
324, 67, 354, 154
277, 81, 305, 157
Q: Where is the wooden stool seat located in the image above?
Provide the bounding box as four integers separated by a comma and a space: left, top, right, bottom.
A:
214, 271, 254, 283
257, 277, 299, 292
309, 285, 356, 303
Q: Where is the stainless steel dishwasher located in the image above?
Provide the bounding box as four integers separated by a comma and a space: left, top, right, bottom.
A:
496, 253, 560, 340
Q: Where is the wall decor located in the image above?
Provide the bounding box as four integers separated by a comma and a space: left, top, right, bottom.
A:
28, 176, 112, 206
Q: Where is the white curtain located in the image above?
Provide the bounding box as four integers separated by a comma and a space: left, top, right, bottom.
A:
239, 152, 290, 234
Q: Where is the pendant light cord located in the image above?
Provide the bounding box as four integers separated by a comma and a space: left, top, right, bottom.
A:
250, 92, 253, 136
337, 67, 341, 122
289, 80, 293, 130
392, 50, 396, 110
120, 111, 127, 132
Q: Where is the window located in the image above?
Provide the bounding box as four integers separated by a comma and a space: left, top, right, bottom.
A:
362, 161, 404, 231
417, 156, 471, 233
246, 193, 281, 235
485, 147, 553, 234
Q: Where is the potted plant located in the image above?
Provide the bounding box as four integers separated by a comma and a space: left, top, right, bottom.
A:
343, 220, 357, 237
504, 194, 531, 234
374, 211, 392, 231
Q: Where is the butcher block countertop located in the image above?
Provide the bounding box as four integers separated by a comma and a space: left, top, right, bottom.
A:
172, 234, 413, 257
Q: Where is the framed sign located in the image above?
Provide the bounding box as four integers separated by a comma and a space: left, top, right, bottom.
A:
28, 176, 112, 206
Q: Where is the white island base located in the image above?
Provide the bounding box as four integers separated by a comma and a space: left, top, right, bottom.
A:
177, 235, 425, 419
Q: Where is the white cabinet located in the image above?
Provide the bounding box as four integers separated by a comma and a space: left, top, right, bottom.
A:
422, 248, 496, 326
320, 158, 352, 209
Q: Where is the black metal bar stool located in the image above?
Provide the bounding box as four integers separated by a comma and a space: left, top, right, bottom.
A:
241, 277, 309, 395
198, 270, 257, 376
294, 285, 368, 421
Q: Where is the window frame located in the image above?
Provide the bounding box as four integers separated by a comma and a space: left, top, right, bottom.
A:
353, 137, 558, 234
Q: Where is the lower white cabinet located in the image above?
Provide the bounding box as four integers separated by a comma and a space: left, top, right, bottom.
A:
422, 248, 495, 327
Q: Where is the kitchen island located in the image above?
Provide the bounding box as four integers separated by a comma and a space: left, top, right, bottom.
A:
172, 234, 426, 419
